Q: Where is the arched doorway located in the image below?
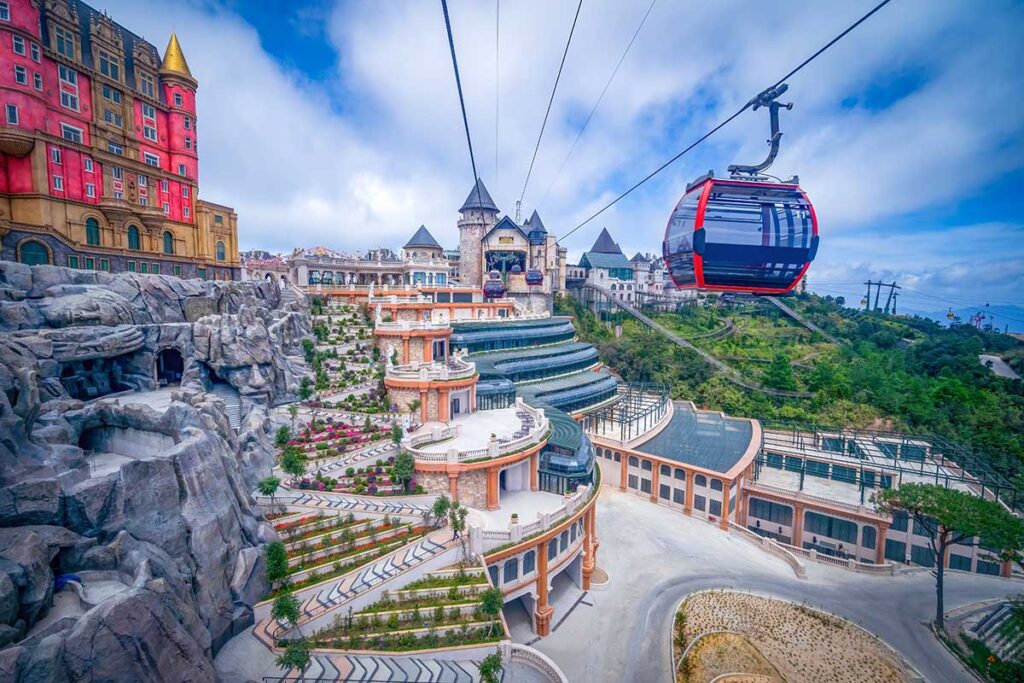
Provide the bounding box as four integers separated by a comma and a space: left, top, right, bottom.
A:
18, 239, 50, 265
156, 348, 184, 386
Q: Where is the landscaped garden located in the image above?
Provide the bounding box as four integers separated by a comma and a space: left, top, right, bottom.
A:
672, 590, 916, 683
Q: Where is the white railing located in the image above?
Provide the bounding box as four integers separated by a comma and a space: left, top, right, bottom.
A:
746, 481, 883, 517
778, 541, 898, 575
500, 642, 569, 683
374, 319, 450, 332
370, 293, 433, 305
403, 404, 549, 463
469, 484, 593, 553
385, 357, 476, 381
729, 522, 807, 579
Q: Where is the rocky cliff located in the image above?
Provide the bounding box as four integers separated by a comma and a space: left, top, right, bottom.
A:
0, 262, 310, 682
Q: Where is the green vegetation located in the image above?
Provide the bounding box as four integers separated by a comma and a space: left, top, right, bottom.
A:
555, 293, 1024, 481
276, 641, 311, 674
265, 541, 289, 586
875, 484, 1024, 630
275, 425, 291, 448
478, 651, 503, 683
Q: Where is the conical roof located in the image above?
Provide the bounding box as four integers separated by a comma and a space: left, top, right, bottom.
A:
159, 33, 194, 81
526, 210, 547, 234
590, 227, 622, 254
404, 225, 442, 250
459, 178, 498, 213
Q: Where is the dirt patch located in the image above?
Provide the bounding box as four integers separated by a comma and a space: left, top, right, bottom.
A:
681, 632, 784, 683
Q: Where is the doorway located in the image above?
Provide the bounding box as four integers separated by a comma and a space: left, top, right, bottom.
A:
156, 348, 184, 386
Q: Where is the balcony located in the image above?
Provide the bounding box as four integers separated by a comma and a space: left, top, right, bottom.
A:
403, 402, 550, 463
374, 319, 450, 333
385, 356, 476, 382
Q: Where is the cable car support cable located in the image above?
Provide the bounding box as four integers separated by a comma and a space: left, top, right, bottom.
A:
441, 0, 483, 208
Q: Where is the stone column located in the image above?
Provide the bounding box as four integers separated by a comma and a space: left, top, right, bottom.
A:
618, 452, 627, 492
583, 506, 595, 590
486, 467, 500, 510
419, 389, 428, 423
402, 336, 411, 364
792, 503, 805, 548
650, 460, 660, 503
684, 469, 694, 516
530, 453, 539, 491
535, 540, 553, 636
448, 472, 459, 501
469, 383, 477, 414
719, 482, 731, 530
423, 337, 433, 363
439, 388, 450, 422
876, 523, 888, 565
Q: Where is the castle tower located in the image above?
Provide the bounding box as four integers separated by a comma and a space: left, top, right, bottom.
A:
160, 34, 199, 186
457, 178, 498, 288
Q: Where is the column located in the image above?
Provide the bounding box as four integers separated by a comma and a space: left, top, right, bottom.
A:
684, 468, 694, 516
719, 482, 731, 531
876, 524, 888, 565
738, 489, 749, 527
419, 389, 428, 422
486, 467, 500, 510
469, 383, 477, 414
649, 460, 660, 503
402, 336, 411, 364
423, 337, 433, 363
438, 388, 450, 422
582, 506, 595, 590
448, 472, 459, 501
1001, 558, 1013, 578
530, 453, 539, 491
618, 453, 627, 492
535, 540, 553, 636
792, 502, 805, 548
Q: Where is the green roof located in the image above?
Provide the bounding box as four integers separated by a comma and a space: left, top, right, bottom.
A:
580, 251, 632, 271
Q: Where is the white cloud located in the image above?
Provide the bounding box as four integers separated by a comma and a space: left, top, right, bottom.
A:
97, 0, 1024, 304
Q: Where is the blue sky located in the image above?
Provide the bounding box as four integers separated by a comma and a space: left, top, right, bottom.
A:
98, 0, 1024, 314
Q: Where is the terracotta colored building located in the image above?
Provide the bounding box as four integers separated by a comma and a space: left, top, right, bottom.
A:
0, 0, 239, 279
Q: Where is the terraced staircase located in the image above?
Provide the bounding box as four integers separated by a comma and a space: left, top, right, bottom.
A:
271, 652, 485, 682
209, 381, 242, 429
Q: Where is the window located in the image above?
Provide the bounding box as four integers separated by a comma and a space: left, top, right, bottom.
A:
177, 164, 186, 177
55, 26, 74, 58
102, 84, 122, 104
214, 214, 223, 225
694, 495, 706, 512
173, 92, 183, 107
640, 478, 652, 494
58, 65, 78, 110
30, 42, 38, 62
98, 50, 120, 81
674, 468, 686, 480
805, 511, 858, 544
861, 526, 876, 550
52, 175, 64, 191
127, 260, 136, 272
85, 183, 95, 198
709, 499, 723, 517
160, 180, 168, 192
143, 152, 160, 167
710, 478, 723, 492
142, 103, 155, 118
184, 116, 191, 130
139, 196, 147, 207
694, 474, 707, 487
113, 191, 122, 199
33, 72, 41, 90
184, 136, 192, 150
162, 231, 174, 254
14, 65, 26, 85
103, 109, 123, 127
197, 267, 206, 280
50, 147, 62, 164
18, 240, 49, 265
0, 3, 9, 22
140, 262, 148, 274
182, 186, 190, 198
144, 124, 157, 141
107, 142, 123, 155
151, 264, 159, 275
112, 166, 123, 180
183, 207, 190, 219
522, 550, 535, 575
162, 202, 170, 214
910, 544, 935, 567
127, 226, 140, 250
216, 241, 225, 261
748, 498, 793, 526
627, 474, 638, 490
12, 35, 24, 55
83, 157, 93, 172
502, 558, 518, 583
977, 560, 1001, 576
173, 265, 181, 277
99, 259, 108, 271
85, 218, 100, 246
138, 175, 147, 187
139, 71, 155, 98
68, 255, 79, 269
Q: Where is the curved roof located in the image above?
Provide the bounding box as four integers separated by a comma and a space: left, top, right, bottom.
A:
459, 178, 499, 213
635, 402, 754, 474
404, 225, 442, 249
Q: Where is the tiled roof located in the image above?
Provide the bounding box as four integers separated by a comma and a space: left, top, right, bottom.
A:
404, 225, 442, 249
459, 178, 499, 213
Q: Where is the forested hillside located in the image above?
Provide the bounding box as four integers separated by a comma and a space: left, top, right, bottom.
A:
556, 293, 1024, 482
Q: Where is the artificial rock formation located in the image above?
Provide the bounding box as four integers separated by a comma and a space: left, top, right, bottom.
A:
0, 262, 310, 682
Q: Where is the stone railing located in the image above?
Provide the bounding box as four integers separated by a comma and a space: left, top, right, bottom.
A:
404, 403, 549, 464
778, 541, 897, 575
385, 356, 476, 382
729, 522, 807, 579
470, 483, 593, 554
369, 293, 433, 305
499, 642, 569, 683
746, 481, 882, 517
374, 319, 450, 333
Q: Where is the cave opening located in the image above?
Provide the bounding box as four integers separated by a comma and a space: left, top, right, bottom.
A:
156, 348, 184, 387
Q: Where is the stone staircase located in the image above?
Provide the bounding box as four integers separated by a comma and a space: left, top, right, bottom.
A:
273, 652, 484, 682
258, 490, 432, 517
210, 381, 243, 429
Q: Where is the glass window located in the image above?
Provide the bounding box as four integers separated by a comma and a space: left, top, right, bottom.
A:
502, 558, 517, 583
910, 544, 935, 567
184, 136, 192, 150
805, 511, 858, 544
640, 478, 652, 494
85, 183, 95, 198
144, 124, 157, 141
710, 478, 723, 491
0, 3, 9, 22
659, 483, 671, 500
112, 166, 122, 180
173, 265, 181, 277
84, 257, 93, 270
949, 554, 971, 571
196, 267, 206, 280
127, 225, 140, 250
694, 474, 707, 487
884, 539, 906, 563
55, 26, 74, 58
127, 260, 136, 272
560, 530, 568, 552
672, 488, 684, 505
890, 510, 909, 532
19, 240, 49, 265
103, 109, 123, 127
674, 468, 686, 480
547, 538, 557, 561
173, 92, 183, 107
184, 116, 191, 130
709, 499, 723, 517
144, 153, 159, 167
30, 42, 38, 61
162, 231, 174, 254
976, 560, 1001, 576
99, 50, 120, 80
50, 147, 62, 164
216, 241, 225, 261
107, 142, 123, 155
52, 175, 64, 191
60, 124, 83, 144
68, 255, 78, 268
151, 264, 159, 275
102, 84, 122, 104
85, 218, 100, 246
12, 35, 24, 55
139, 71, 155, 98
861, 525, 876, 550
694, 495, 706, 512
14, 65, 26, 84
33, 72, 41, 90
178, 164, 187, 177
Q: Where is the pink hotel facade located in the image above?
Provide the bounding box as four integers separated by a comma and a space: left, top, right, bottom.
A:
0, 0, 238, 279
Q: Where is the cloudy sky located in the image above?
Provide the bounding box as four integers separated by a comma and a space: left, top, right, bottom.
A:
102, 0, 1024, 314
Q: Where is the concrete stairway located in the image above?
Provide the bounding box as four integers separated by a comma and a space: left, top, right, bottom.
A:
275, 653, 483, 682
210, 381, 242, 429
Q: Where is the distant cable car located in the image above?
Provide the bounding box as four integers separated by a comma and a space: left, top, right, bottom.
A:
663, 84, 818, 295
946, 308, 955, 320
510, 264, 523, 274
525, 269, 544, 286
483, 269, 506, 298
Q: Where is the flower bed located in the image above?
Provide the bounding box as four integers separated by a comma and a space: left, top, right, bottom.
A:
274, 514, 322, 534
288, 526, 429, 576
282, 512, 365, 545
288, 521, 408, 566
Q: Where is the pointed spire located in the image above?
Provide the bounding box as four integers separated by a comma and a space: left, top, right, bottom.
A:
526, 210, 547, 233
459, 178, 498, 214
160, 33, 195, 84
590, 227, 623, 254
404, 225, 442, 249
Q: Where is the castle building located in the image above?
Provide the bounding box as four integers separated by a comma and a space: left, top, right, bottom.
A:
0, 0, 239, 279
577, 227, 635, 303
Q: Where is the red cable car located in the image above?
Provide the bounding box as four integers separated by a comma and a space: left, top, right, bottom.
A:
482, 270, 506, 298
525, 269, 544, 286
663, 84, 819, 295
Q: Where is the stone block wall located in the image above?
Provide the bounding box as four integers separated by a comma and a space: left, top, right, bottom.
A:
457, 469, 488, 509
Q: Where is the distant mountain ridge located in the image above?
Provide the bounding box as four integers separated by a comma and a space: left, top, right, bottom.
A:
900, 304, 1024, 334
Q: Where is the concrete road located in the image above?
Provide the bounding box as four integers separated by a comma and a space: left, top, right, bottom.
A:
527, 485, 1022, 683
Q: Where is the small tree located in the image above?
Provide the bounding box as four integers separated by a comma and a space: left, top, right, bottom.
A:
393, 451, 415, 493
478, 650, 503, 683
287, 403, 299, 430
763, 352, 797, 391
875, 483, 1024, 630
299, 377, 313, 401
264, 541, 289, 587
281, 447, 308, 481
271, 590, 303, 636
449, 501, 468, 538
275, 425, 291, 448
390, 422, 404, 445
430, 494, 451, 528
479, 587, 504, 636
258, 476, 281, 507
275, 641, 310, 674
408, 398, 422, 420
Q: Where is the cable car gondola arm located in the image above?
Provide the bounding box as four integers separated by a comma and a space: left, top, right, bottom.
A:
728, 84, 794, 177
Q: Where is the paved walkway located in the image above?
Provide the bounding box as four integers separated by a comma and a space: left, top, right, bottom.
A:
529, 485, 1023, 683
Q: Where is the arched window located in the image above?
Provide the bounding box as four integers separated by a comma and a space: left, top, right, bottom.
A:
503, 558, 518, 583
710, 478, 724, 491
660, 464, 671, 476
18, 240, 50, 265
215, 241, 225, 261
127, 225, 140, 250
628, 456, 639, 467
641, 460, 652, 472
85, 218, 101, 246
522, 550, 536, 575
162, 231, 174, 254
695, 474, 707, 487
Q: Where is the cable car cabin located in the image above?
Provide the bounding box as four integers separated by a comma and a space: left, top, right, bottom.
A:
663, 177, 818, 294
525, 269, 544, 286
482, 270, 507, 298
